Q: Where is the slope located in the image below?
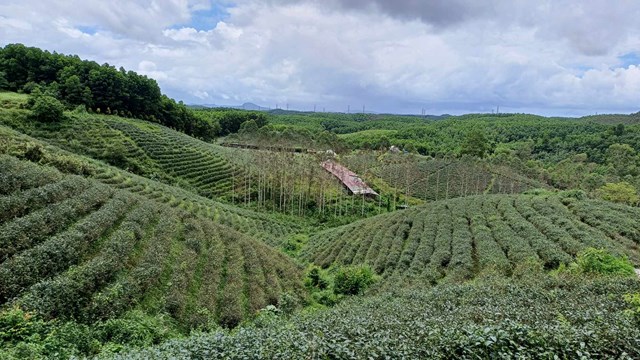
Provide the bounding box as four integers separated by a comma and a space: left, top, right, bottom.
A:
113, 275, 640, 359
0, 154, 305, 330
0, 123, 301, 245
303, 193, 640, 284
0, 108, 237, 199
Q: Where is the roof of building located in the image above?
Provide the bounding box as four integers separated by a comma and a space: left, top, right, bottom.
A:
322, 160, 378, 196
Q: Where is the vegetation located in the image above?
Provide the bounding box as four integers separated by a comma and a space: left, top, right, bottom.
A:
0, 44, 219, 140
111, 276, 640, 359
29, 94, 64, 123
572, 247, 635, 276
303, 193, 640, 284
0, 154, 305, 357
2, 45, 640, 358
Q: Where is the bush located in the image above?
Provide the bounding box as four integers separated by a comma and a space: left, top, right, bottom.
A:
304, 266, 328, 290
624, 293, 640, 323
333, 265, 376, 296
573, 248, 635, 276
596, 182, 638, 206
30, 95, 64, 123
0, 306, 48, 345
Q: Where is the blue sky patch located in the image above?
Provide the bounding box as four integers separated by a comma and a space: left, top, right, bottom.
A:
77, 25, 98, 35
618, 52, 640, 68
187, 4, 232, 31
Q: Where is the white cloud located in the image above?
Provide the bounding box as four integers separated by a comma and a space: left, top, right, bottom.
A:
1, 0, 640, 115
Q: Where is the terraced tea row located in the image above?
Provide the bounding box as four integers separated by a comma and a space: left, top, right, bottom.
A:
102, 117, 236, 197
303, 193, 640, 283
0, 111, 239, 199
0, 125, 301, 244
368, 158, 548, 202
114, 276, 640, 359
0, 155, 304, 329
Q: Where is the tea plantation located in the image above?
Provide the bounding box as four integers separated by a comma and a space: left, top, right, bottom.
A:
304, 193, 640, 284
0, 155, 305, 330
113, 275, 640, 359
1, 89, 640, 359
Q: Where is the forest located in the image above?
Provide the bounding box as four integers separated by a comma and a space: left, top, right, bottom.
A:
1, 46, 640, 359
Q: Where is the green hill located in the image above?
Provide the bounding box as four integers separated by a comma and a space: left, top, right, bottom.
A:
0, 154, 304, 331
2, 73, 640, 358
303, 193, 640, 284
1, 107, 238, 199
0, 121, 302, 245
111, 275, 640, 359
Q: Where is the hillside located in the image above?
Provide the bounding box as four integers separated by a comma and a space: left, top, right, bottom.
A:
112, 275, 640, 359
0, 112, 303, 244
0, 106, 237, 198
0, 154, 305, 332
303, 193, 640, 284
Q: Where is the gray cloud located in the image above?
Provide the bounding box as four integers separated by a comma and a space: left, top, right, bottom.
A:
2, 0, 640, 115
324, 0, 490, 27
270, 0, 640, 56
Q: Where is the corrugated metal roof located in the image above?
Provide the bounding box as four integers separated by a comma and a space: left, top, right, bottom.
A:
322, 160, 378, 196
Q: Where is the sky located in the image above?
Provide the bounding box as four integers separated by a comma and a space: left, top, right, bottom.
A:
1, 0, 640, 116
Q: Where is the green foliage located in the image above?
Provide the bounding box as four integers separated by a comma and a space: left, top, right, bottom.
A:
0, 307, 48, 345
0, 308, 179, 358
0, 44, 218, 140
0, 153, 306, 357
596, 181, 639, 205
461, 129, 490, 158
239, 119, 259, 134
333, 265, 376, 295
304, 266, 328, 290
573, 248, 635, 276
304, 194, 640, 284
211, 110, 268, 136
30, 94, 64, 123
283, 234, 308, 255
112, 277, 640, 359
0, 71, 8, 89
623, 292, 640, 322
606, 143, 637, 176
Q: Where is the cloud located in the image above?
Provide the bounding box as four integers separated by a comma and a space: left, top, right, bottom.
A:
1, 0, 640, 115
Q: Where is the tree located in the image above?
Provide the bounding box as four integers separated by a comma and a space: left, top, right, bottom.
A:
239, 119, 259, 134
461, 130, 490, 158
0, 71, 8, 89
596, 182, 638, 206
606, 143, 637, 177
31, 95, 64, 123
62, 74, 85, 106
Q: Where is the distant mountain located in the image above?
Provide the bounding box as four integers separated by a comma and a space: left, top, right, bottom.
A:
187, 102, 271, 111
237, 102, 270, 111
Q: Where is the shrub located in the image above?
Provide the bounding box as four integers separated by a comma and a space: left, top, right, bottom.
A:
333, 265, 376, 296
304, 266, 328, 290
573, 248, 635, 276
0, 306, 48, 345
624, 293, 640, 323
596, 182, 638, 206
30, 95, 64, 123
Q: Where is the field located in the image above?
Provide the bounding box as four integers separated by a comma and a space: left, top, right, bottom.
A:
304, 193, 640, 284
0, 121, 303, 245
1, 86, 640, 359
113, 275, 640, 359
0, 109, 239, 199
0, 154, 305, 332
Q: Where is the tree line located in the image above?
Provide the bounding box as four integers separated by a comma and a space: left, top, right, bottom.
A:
0, 44, 267, 141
